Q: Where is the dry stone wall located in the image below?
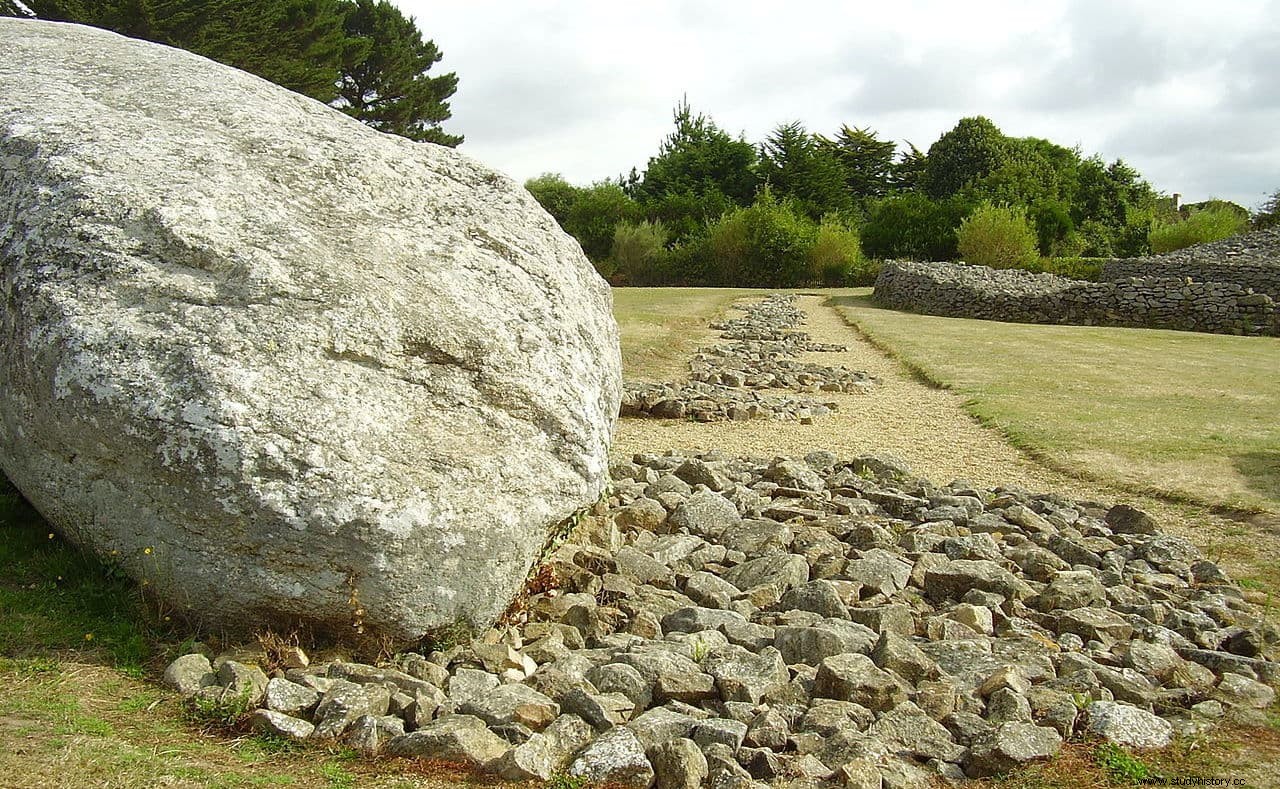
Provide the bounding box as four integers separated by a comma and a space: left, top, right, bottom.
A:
1103, 229, 1280, 299
874, 259, 1279, 336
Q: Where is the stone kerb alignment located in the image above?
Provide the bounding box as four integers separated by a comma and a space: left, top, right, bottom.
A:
168, 452, 1278, 785
1103, 228, 1280, 299
622, 295, 879, 423
874, 259, 1279, 336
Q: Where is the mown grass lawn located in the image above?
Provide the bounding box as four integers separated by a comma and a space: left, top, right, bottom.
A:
611, 286, 769, 381
832, 290, 1280, 513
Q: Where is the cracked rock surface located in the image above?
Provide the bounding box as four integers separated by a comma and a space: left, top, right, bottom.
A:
0, 19, 621, 642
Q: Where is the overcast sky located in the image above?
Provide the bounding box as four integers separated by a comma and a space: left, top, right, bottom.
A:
401, 0, 1279, 209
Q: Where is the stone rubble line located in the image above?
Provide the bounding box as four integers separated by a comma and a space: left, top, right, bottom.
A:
621, 295, 879, 424
165, 451, 1278, 788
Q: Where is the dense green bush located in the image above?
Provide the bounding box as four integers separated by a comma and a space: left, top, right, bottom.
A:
562, 182, 641, 265
524, 173, 578, 225
1148, 206, 1249, 254
707, 190, 816, 287
957, 203, 1040, 268
808, 218, 866, 285
861, 194, 972, 261
610, 220, 669, 285
643, 188, 734, 245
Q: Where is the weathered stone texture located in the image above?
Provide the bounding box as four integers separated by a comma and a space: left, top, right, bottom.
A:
0, 19, 620, 642
873, 230, 1280, 336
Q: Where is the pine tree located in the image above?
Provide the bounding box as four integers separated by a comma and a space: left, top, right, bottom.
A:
637, 99, 758, 207
758, 121, 852, 218
817, 124, 897, 201
334, 0, 461, 146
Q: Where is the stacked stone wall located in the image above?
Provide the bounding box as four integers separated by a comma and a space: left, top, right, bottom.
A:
873, 260, 1279, 336
1102, 229, 1280, 298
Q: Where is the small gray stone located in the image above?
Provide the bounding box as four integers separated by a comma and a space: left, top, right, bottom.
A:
163, 653, 216, 697
313, 680, 392, 739
669, 490, 741, 540
1105, 504, 1159, 535
778, 580, 848, 618
1215, 672, 1276, 709
216, 660, 268, 707
568, 726, 655, 787
459, 684, 560, 731
447, 667, 500, 706
774, 621, 878, 665
813, 653, 907, 712
1085, 701, 1173, 749
1036, 570, 1107, 612
1057, 607, 1133, 643
344, 714, 405, 755
870, 631, 938, 684
844, 549, 913, 597
648, 737, 709, 789
868, 701, 965, 763
249, 709, 314, 740
743, 708, 789, 750
703, 645, 790, 704
723, 553, 810, 593
586, 663, 652, 710
691, 717, 749, 750
263, 677, 319, 717
964, 721, 1062, 778
385, 714, 511, 764
662, 606, 747, 634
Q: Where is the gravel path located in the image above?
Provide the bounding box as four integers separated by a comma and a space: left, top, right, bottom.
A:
613, 294, 1085, 494
612, 294, 1280, 586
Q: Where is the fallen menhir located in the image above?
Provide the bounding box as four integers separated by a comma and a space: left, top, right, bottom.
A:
168, 451, 1278, 786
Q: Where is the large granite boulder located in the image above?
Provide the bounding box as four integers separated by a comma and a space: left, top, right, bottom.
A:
0, 20, 621, 643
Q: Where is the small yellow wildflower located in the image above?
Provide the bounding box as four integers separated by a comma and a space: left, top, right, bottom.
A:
143, 547, 153, 555
47, 532, 54, 540
84, 633, 94, 641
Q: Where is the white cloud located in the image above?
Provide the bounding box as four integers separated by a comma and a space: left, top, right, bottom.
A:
402, 0, 1280, 208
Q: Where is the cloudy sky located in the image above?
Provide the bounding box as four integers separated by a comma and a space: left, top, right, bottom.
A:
402, 0, 1279, 209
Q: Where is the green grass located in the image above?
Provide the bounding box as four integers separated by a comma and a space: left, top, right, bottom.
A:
612, 287, 768, 380
833, 291, 1280, 513
0, 482, 175, 674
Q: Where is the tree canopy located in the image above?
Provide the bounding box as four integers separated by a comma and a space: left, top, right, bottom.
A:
5, 0, 461, 145
817, 125, 897, 202
635, 99, 758, 207
335, 0, 461, 145
758, 121, 852, 219
921, 116, 1009, 199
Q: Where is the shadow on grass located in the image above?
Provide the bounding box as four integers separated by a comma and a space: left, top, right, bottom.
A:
0, 476, 179, 674
828, 292, 879, 310
1233, 451, 1280, 511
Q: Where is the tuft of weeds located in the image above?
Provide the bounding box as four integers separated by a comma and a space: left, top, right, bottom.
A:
545, 774, 589, 789
419, 618, 473, 654
183, 688, 254, 731
0, 484, 184, 674
1095, 742, 1155, 783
